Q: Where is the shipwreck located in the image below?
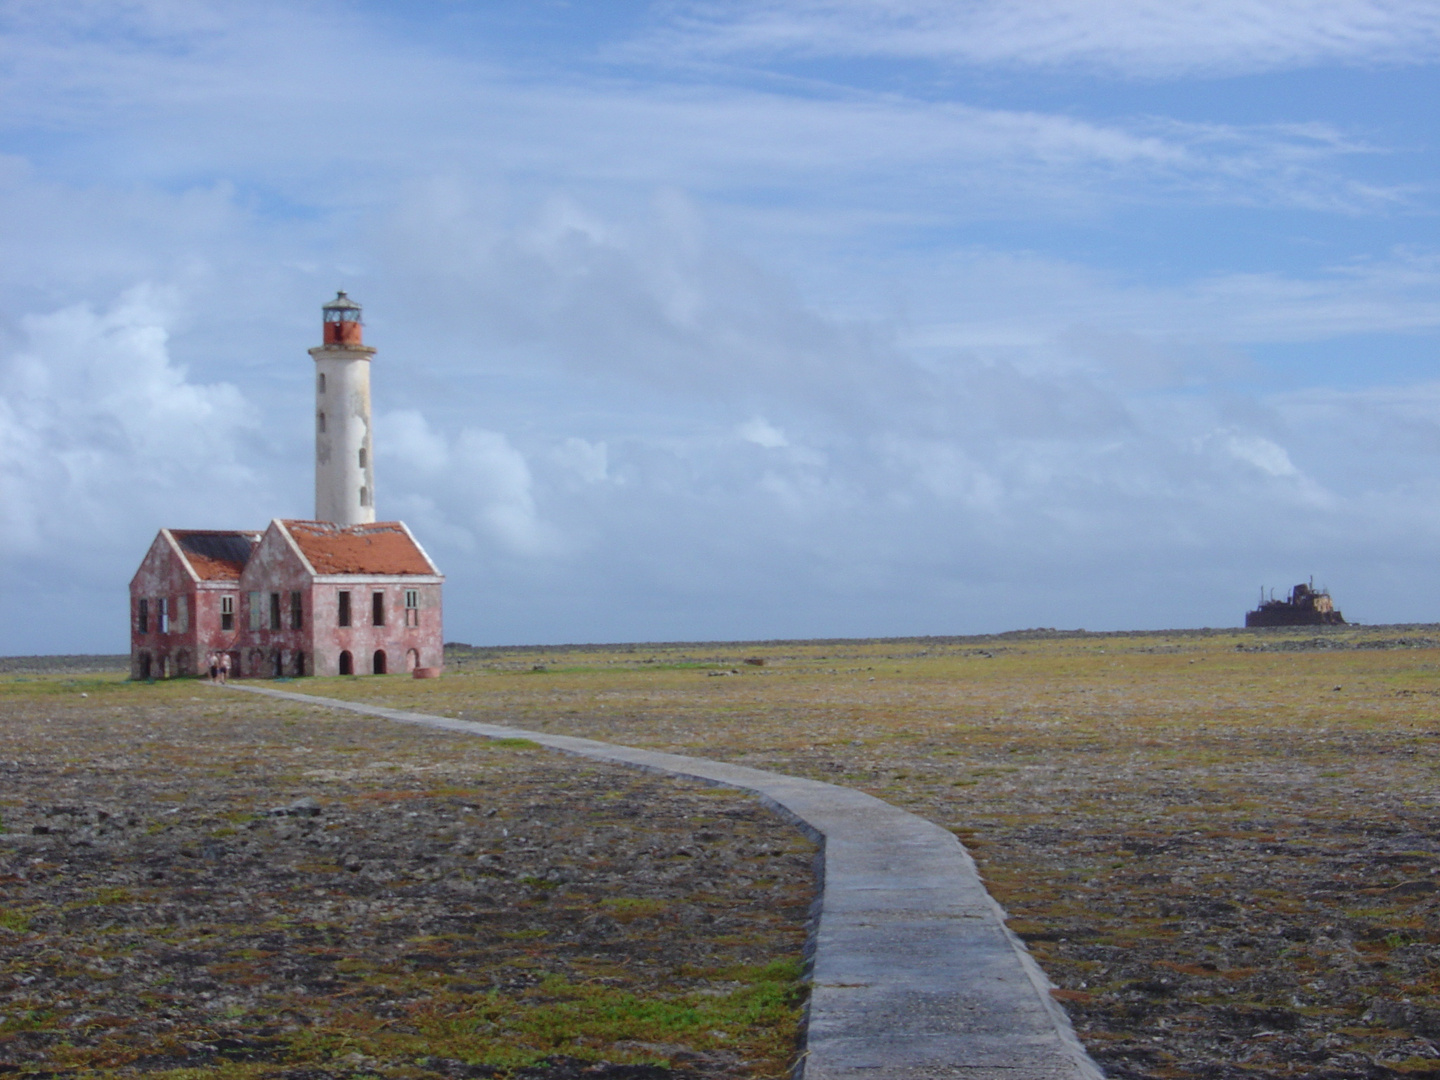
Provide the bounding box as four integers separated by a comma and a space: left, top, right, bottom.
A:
1245, 581, 1345, 628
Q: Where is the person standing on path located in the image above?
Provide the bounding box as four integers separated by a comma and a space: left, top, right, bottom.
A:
218, 652, 231, 685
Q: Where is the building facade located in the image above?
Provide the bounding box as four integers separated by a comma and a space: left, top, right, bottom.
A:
129, 520, 444, 679
128, 293, 445, 679
129, 529, 259, 679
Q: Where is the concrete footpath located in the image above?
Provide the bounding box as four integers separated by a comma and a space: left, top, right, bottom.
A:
230, 683, 1104, 1080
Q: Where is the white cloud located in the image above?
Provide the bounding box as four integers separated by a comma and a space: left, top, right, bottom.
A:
655, 0, 1440, 78
0, 1, 1406, 237
552, 437, 610, 484
378, 410, 563, 558
0, 6, 1437, 649
0, 285, 259, 560
737, 416, 789, 448
1220, 432, 1300, 477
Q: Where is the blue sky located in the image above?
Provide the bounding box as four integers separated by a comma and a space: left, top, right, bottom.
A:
2, 0, 1439, 653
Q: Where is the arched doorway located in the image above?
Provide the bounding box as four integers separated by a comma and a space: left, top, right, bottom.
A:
248, 650, 265, 677
138, 653, 151, 680
293, 651, 305, 677
339, 650, 353, 675
372, 650, 387, 675
406, 648, 419, 672
273, 651, 284, 678
157, 654, 168, 679
174, 650, 191, 677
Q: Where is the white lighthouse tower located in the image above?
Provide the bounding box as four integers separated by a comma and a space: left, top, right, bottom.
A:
310, 291, 376, 525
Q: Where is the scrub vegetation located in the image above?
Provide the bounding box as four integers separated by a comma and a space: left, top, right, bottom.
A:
0, 677, 815, 1079
9, 625, 1440, 1079
299, 627, 1440, 1080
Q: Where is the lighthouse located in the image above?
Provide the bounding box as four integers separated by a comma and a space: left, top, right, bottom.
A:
128, 290, 445, 681
310, 291, 376, 525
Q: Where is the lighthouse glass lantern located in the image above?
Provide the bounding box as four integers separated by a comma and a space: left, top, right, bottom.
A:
322, 291, 364, 346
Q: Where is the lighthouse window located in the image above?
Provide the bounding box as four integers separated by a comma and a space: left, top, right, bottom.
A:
360, 485, 369, 507
358, 447, 366, 468
317, 412, 326, 433
317, 372, 326, 393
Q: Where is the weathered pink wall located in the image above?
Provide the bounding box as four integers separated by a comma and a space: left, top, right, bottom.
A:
128, 534, 242, 679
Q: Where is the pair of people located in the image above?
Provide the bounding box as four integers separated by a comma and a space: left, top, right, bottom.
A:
207, 651, 232, 684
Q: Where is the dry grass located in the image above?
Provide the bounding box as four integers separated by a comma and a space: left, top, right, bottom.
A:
278, 626, 1440, 1079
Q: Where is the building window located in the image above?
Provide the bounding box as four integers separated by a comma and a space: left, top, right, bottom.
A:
358, 447, 366, 468
317, 372, 326, 393
137, 598, 149, 634
173, 595, 189, 634
405, 589, 419, 627
269, 592, 281, 630
248, 591, 263, 631
372, 591, 385, 626
359, 485, 369, 507
221, 594, 234, 631
317, 411, 326, 433
157, 598, 168, 634
290, 590, 303, 630
338, 590, 351, 627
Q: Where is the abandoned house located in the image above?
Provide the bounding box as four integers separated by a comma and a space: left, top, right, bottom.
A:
129, 293, 445, 679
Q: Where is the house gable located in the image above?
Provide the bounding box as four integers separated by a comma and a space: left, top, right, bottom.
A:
130, 531, 188, 594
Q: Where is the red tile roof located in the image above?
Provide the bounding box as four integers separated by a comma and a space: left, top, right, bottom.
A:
170, 530, 262, 581
281, 521, 437, 575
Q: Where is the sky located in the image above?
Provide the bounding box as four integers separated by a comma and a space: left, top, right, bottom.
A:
2, 0, 1439, 653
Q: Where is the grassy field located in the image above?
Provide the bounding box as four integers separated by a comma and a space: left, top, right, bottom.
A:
7, 625, 1440, 1079
271, 626, 1440, 1079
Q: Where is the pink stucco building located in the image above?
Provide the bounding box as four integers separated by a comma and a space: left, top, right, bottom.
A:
128, 294, 445, 679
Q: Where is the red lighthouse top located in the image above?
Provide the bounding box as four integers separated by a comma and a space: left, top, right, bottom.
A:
322, 290, 364, 346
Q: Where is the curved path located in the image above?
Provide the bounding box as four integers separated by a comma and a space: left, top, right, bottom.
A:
230, 683, 1103, 1080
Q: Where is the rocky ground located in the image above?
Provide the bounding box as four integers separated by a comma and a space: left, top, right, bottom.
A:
322, 629, 1440, 1080
0, 678, 817, 1079
11, 629, 1440, 1080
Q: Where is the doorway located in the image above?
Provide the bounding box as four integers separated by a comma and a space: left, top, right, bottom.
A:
339, 650, 353, 675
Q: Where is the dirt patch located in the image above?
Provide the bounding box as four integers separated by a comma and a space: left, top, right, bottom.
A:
0, 682, 815, 1078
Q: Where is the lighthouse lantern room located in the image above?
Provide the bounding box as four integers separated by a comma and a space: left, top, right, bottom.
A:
322, 289, 364, 346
